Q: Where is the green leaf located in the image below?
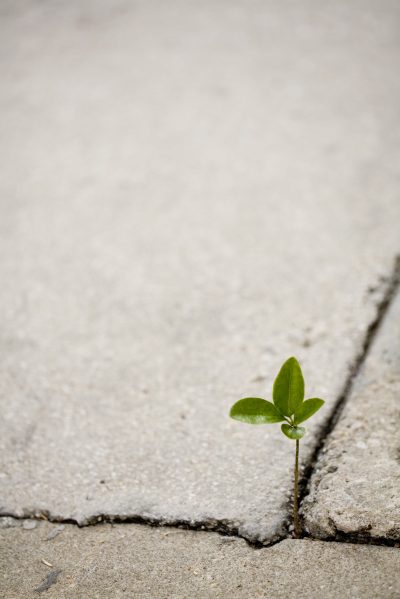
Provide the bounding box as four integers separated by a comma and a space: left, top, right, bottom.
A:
281, 424, 306, 440
230, 397, 285, 425
273, 357, 304, 416
293, 398, 325, 425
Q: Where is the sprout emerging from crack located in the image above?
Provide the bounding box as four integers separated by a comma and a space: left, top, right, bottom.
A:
229, 357, 324, 538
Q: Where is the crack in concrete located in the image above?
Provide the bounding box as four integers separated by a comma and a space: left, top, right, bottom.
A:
2, 513, 399, 551
2, 257, 399, 551
302, 529, 400, 549
298, 254, 400, 544
0, 512, 281, 549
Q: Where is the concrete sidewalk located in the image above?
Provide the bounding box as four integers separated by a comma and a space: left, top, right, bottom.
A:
303, 281, 400, 542
1, 519, 400, 599
0, 1, 400, 596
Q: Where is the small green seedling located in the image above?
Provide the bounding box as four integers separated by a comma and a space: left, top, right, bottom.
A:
229, 357, 324, 538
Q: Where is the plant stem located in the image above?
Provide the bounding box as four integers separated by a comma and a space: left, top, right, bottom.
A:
293, 439, 301, 538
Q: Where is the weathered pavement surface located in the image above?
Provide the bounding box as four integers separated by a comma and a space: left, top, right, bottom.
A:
303, 288, 400, 542
1, 519, 400, 599
1, 0, 400, 597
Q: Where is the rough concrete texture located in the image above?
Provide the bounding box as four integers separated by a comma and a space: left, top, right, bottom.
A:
1, 520, 400, 599
303, 290, 400, 541
1, 1, 400, 543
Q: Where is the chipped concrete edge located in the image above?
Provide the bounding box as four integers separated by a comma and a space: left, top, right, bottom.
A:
299, 255, 400, 545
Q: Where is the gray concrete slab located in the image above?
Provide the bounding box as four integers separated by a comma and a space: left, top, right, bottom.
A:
1, 1, 400, 543
303, 289, 400, 541
1, 519, 400, 599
